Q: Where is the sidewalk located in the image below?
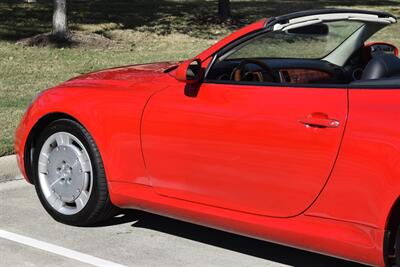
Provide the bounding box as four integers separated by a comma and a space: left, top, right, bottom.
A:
0, 155, 22, 183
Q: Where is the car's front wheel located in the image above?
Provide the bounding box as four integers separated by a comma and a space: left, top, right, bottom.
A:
33, 119, 117, 226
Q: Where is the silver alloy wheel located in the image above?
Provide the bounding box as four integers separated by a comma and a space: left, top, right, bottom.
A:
38, 132, 93, 215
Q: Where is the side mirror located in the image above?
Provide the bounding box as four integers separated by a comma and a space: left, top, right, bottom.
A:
175, 59, 203, 84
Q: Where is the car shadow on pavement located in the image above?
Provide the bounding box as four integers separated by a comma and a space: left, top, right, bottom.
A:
91, 210, 368, 267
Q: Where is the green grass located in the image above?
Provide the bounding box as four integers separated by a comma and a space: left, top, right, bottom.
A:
0, 0, 399, 156
0, 35, 214, 156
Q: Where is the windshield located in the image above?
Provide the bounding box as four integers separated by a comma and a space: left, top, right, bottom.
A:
225, 21, 364, 59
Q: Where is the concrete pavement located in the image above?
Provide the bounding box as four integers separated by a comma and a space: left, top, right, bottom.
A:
0, 154, 22, 183
0, 154, 368, 266
0, 178, 369, 267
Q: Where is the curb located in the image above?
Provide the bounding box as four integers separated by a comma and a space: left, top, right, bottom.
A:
0, 155, 23, 183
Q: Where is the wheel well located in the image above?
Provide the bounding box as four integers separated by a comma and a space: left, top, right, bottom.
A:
384, 197, 400, 266
24, 113, 79, 184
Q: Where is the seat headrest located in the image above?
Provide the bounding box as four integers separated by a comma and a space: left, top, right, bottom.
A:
362, 53, 400, 80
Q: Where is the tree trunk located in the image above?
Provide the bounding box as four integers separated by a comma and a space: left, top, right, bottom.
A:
53, 0, 68, 40
218, 0, 231, 21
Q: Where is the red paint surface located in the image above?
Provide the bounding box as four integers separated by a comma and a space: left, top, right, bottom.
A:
142, 83, 347, 218
14, 19, 400, 267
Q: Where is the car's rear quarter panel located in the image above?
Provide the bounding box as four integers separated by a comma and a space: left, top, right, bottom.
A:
307, 88, 400, 230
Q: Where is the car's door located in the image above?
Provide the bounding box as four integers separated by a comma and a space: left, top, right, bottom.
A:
141, 11, 391, 217
141, 81, 347, 217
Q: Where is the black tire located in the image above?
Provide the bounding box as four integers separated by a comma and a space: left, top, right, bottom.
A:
32, 119, 118, 226
396, 225, 400, 267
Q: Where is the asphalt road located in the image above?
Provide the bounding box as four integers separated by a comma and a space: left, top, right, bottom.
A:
0, 179, 370, 267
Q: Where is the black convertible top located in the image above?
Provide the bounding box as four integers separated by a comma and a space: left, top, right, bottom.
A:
265, 9, 397, 28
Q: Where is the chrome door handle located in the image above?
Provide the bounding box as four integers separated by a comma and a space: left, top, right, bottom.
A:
299, 112, 340, 129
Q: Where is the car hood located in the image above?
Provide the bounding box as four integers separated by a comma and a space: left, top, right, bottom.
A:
68, 61, 179, 82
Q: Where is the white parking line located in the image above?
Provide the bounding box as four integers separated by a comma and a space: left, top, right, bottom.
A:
0, 229, 127, 267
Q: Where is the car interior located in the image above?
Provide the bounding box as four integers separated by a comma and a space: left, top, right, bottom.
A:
204, 14, 400, 87
205, 47, 400, 85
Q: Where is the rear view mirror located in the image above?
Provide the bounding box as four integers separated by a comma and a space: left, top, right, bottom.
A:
287, 24, 329, 36
175, 59, 203, 84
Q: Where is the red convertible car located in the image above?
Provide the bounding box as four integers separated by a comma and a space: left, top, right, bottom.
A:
15, 9, 400, 266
